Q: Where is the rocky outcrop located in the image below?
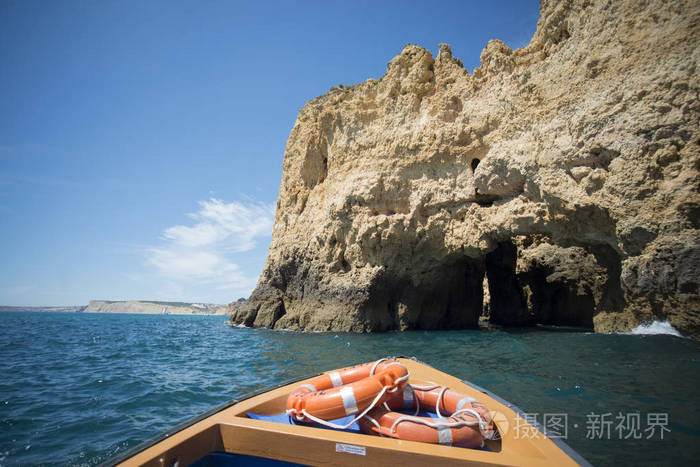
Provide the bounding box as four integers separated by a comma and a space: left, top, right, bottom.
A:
226, 299, 247, 314
86, 301, 228, 315
232, 0, 700, 337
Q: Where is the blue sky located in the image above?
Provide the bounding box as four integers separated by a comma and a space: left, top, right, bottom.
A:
0, 0, 539, 306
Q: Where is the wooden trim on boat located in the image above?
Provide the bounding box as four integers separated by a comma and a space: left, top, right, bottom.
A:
102, 357, 591, 467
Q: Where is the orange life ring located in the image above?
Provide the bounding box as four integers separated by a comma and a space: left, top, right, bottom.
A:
286, 359, 409, 423
358, 384, 495, 447
387, 384, 495, 433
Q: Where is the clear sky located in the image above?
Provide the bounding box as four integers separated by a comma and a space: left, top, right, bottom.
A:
0, 0, 539, 306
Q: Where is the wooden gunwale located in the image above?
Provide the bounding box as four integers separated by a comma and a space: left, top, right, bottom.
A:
104, 357, 591, 467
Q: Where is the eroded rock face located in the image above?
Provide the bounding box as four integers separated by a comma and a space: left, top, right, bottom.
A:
232, 0, 700, 337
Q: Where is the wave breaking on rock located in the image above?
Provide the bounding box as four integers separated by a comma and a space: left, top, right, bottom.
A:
628, 320, 683, 337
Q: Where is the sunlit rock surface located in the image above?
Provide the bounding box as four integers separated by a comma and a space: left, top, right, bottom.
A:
232, 0, 700, 337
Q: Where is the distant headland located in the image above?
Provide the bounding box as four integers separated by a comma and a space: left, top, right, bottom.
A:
0, 300, 244, 316
85, 300, 228, 315
0, 305, 87, 313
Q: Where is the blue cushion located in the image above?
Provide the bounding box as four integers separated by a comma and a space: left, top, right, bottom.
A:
246, 412, 362, 433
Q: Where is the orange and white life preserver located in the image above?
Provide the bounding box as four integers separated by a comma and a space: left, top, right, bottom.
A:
387, 384, 495, 433
358, 384, 495, 447
286, 359, 409, 425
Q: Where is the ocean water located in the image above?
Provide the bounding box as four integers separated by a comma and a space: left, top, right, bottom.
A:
1, 312, 698, 466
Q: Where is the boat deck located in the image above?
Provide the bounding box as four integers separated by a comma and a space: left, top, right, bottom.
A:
109, 358, 588, 466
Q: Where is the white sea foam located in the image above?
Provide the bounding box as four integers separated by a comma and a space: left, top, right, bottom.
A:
628, 320, 683, 337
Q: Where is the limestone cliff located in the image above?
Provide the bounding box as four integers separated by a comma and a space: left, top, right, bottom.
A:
86, 301, 228, 315
232, 0, 700, 337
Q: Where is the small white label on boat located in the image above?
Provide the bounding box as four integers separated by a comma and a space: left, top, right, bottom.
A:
335, 443, 366, 456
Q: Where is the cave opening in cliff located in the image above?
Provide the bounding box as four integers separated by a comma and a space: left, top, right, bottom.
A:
421, 257, 486, 330
471, 158, 480, 171
516, 262, 594, 328
485, 241, 531, 326
383, 258, 486, 331
445, 258, 485, 329
483, 239, 602, 329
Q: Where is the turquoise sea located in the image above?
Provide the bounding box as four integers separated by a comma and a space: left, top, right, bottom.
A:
1, 312, 699, 466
